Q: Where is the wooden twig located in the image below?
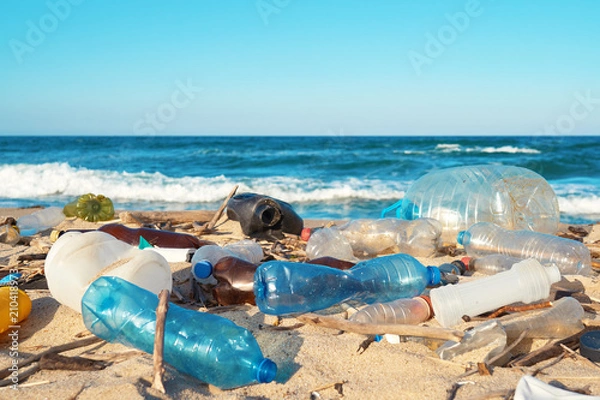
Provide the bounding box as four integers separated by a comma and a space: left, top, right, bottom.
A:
151, 289, 170, 394
295, 313, 464, 342
0, 336, 102, 380
510, 328, 594, 367
487, 301, 552, 319
195, 185, 238, 233
39, 353, 108, 371
119, 210, 216, 225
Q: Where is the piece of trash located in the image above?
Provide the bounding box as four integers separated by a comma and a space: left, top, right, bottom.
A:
514, 375, 597, 400
384, 165, 560, 244
459, 222, 592, 275
226, 192, 303, 239
16, 207, 65, 236
254, 253, 441, 315
0, 286, 32, 334
82, 276, 277, 389
350, 296, 433, 325
191, 240, 263, 285
63, 193, 115, 222
430, 259, 561, 328
45, 231, 172, 313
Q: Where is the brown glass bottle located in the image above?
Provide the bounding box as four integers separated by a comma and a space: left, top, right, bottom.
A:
53, 224, 214, 249
211, 256, 258, 306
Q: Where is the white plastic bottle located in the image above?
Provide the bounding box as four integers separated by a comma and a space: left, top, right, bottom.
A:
458, 222, 591, 275
17, 207, 66, 236
397, 165, 560, 244
45, 231, 172, 313
191, 240, 263, 284
430, 259, 561, 328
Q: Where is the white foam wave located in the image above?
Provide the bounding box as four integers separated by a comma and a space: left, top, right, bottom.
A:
435, 144, 462, 152
434, 143, 540, 154
0, 163, 407, 205
558, 195, 600, 216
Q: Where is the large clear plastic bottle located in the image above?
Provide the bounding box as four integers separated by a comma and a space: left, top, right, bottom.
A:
458, 222, 591, 275
349, 296, 433, 325
254, 253, 441, 315
82, 276, 277, 389
45, 231, 172, 313
305, 218, 442, 260
191, 240, 264, 285
430, 259, 561, 328
397, 165, 560, 244
17, 207, 65, 236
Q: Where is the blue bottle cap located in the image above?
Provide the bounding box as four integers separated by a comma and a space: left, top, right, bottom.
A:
256, 358, 277, 383
192, 261, 213, 280
580, 330, 600, 362
457, 231, 467, 245
427, 266, 442, 286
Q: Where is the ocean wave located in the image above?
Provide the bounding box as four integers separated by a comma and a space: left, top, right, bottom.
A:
558, 195, 600, 217
0, 162, 407, 206
434, 144, 541, 154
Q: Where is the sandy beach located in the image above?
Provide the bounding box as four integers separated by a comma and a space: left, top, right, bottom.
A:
1, 207, 599, 400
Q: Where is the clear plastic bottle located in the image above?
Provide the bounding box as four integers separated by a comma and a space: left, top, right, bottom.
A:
82, 276, 276, 389
17, 207, 65, 236
45, 231, 172, 313
305, 218, 442, 260
349, 296, 433, 325
463, 255, 524, 275
501, 296, 585, 340
191, 240, 263, 285
430, 259, 561, 328
396, 165, 560, 244
254, 253, 441, 315
458, 222, 591, 275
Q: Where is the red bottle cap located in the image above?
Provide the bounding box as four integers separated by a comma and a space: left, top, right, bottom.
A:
461, 257, 472, 271
300, 227, 312, 241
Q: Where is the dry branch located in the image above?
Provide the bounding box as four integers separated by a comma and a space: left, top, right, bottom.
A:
151, 289, 170, 394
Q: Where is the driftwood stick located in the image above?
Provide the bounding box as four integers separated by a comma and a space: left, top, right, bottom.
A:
119, 210, 216, 225
0, 336, 102, 380
296, 313, 464, 342
151, 289, 170, 394
195, 185, 238, 233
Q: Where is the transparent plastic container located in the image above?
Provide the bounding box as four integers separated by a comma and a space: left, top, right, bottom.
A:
349, 296, 433, 325
458, 222, 591, 275
17, 207, 65, 236
305, 218, 442, 260
45, 231, 172, 313
396, 165, 559, 244
82, 276, 276, 389
463, 255, 524, 275
430, 259, 561, 328
254, 253, 441, 315
191, 240, 263, 285
501, 296, 585, 339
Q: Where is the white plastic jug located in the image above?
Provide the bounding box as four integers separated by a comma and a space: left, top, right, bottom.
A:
45, 231, 172, 313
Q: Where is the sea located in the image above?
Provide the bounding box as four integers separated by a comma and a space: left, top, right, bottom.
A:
0, 135, 598, 225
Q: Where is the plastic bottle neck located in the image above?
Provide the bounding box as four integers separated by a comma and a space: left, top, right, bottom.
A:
192, 261, 214, 280
426, 266, 442, 286
255, 358, 277, 383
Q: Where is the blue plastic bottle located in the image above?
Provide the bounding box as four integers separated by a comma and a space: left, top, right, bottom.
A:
82, 276, 277, 389
254, 253, 441, 315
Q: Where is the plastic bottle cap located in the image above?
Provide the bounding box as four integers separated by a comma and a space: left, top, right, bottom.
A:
580, 330, 600, 362
461, 257, 472, 271
192, 261, 213, 280
256, 358, 277, 383
300, 227, 312, 241
457, 231, 466, 245
427, 267, 442, 286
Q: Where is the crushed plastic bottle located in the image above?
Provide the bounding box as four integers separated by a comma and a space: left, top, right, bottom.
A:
254, 253, 441, 315
430, 258, 561, 328
17, 207, 65, 236
191, 240, 263, 285
82, 276, 277, 389
45, 231, 172, 313
458, 222, 592, 275
390, 165, 560, 244
349, 296, 433, 325
305, 218, 442, 260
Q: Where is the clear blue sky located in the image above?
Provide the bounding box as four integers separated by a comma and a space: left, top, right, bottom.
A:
1, 1, 599, 135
